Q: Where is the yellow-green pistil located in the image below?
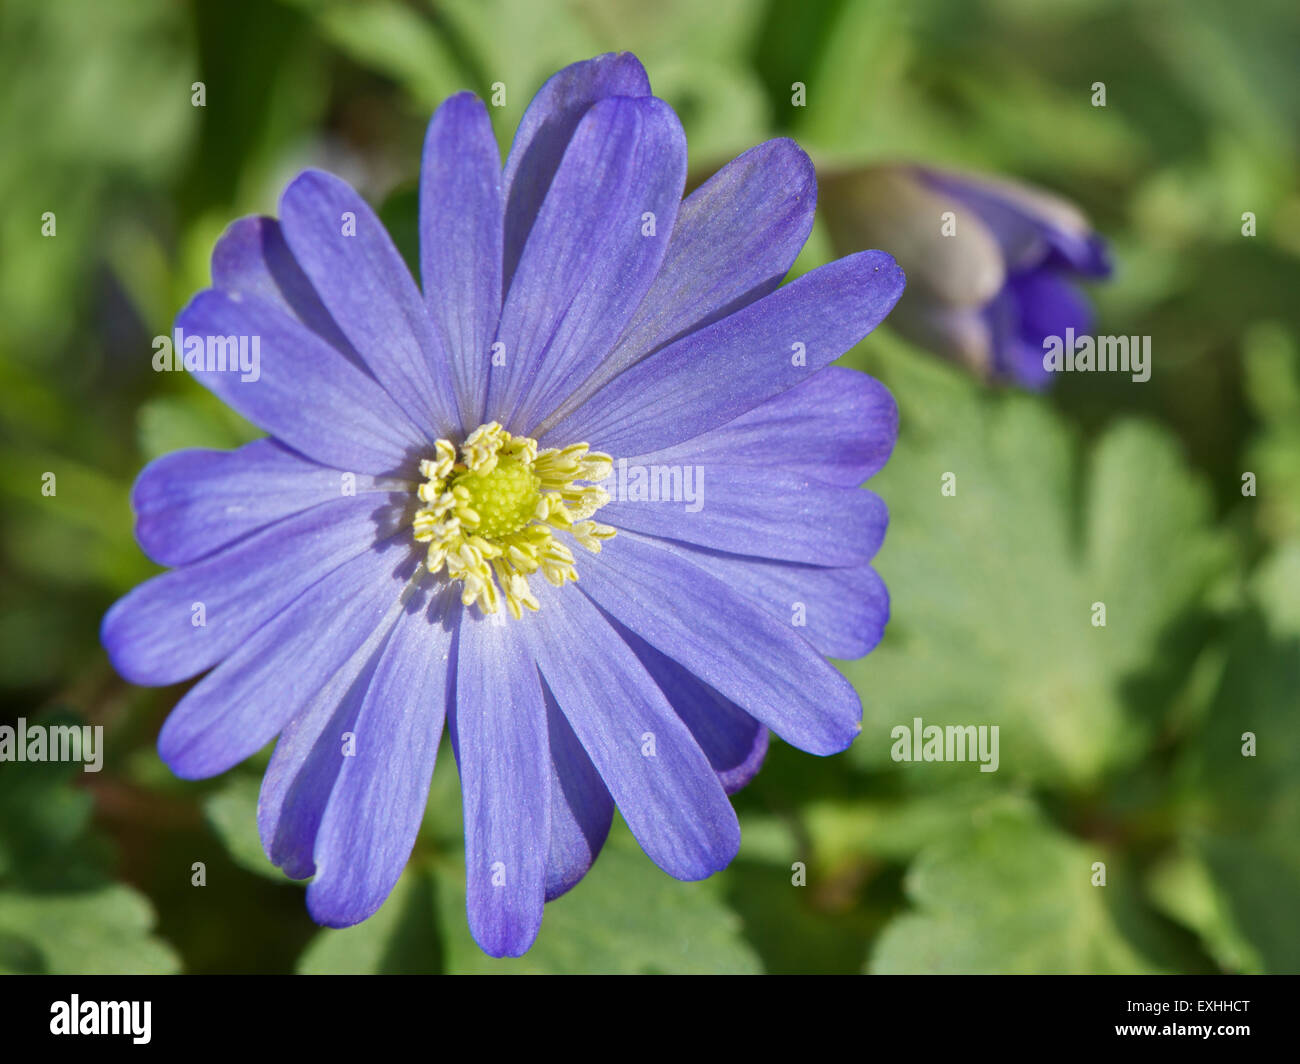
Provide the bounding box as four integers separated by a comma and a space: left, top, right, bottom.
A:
412, 422, 615, 618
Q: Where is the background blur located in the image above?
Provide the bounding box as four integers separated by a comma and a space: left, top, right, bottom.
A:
2, 0, 1298, 974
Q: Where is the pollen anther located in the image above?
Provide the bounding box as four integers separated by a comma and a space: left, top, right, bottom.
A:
411, 422, 615, 618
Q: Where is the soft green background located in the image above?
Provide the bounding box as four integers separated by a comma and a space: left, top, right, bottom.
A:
1, 0, 1298, 973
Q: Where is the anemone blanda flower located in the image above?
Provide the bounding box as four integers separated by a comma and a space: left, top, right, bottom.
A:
102, 53, 905, 957
822, 163, 1109, 390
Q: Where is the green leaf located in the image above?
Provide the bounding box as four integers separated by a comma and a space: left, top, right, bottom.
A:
801, 782, 1010, 865
1174, 542, 1300, 973
0, 448, 142, 593
0, 735, 97, 886
0, 0, 195, 352
0, 885, 180, 975
870, 798, 1171, 974
1242, 322, 1300, 542
718, 856, 878, 975
1145, 847, 1264, 975
0, 751, 180, 973
840, 338, 1229, 787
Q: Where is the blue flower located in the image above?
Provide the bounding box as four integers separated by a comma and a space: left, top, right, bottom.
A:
102, 53, 904, 957
822, 164, 1110, 389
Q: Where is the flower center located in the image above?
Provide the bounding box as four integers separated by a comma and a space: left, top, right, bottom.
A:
411, 422, 615, 618
453, 455, 541, 540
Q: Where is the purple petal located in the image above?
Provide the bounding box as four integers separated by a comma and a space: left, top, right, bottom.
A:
1044, 231, 1110, 278
624, 361, 899, 483
278, 169, 460, 440
517, 585, 740, 880
156, 537, 417, 779
989, 269, 1093, 389
541, 138, 818, 428
259, 637, 387, 879
452, 613, 550, 957
419, 93, 503, 431
542, 681, 614, 901
600, 468, 886, 566
575, 531, 862, 755
210, 216, 364, 368
623, 367, 897, 488
1010, 269, 1093, 343
306, 588, 457, 925
103, 493, 411, 686
673, 547, 891, 661
620, 623, 768, 794
132, 440, 409, 568
177, 289, 429, 474
544, 250, 905, 457
489, 95, 686, 432
917, 168, 1111, 278
502, 52, 650, 292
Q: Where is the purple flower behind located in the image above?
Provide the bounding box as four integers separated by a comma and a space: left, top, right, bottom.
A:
102, 53, 905, 957
822, 164, 1111, 389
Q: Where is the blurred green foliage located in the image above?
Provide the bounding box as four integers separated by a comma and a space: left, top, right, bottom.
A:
1, 0, 1298, 973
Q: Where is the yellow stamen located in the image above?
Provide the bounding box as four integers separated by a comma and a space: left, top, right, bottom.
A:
411, 422, 615, 618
